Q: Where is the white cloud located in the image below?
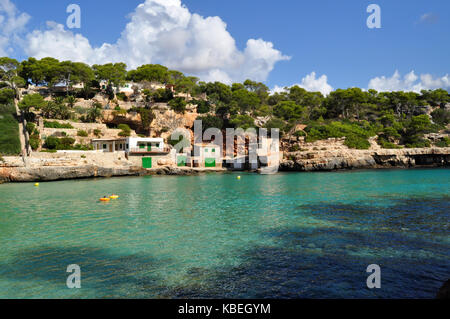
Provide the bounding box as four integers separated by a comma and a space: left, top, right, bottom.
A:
0, 0, 30, 55
419, 13, 439, 24
23, 0, 289, 83
271, 72, 334, 96
368, 70, 450, 92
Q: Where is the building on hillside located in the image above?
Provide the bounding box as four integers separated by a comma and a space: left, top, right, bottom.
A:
92, 137, 168, 154
118, 83, 135, 95
52, 81, 85, 93
92, 138, 128, 152
191, 143, 222, 168
91, 137, 174, 169
126, 137, 167, 154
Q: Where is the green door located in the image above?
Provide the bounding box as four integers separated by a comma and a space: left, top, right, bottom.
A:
205, 158, 216, 168
142, 157, 152, 168
177, 156, 187, 167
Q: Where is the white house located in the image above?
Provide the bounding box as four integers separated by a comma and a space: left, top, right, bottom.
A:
126, 137, 166, 153
118, 83, 135, 95
192, 143, 222, 168
92, 138, 128, 152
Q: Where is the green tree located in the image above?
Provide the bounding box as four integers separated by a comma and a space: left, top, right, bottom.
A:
93, 63, 127, 88
196, 115, 224, 131
273, 101, 306, 121
229, 114, 256, 130
168, 97, 187, 113
0, 88, 15, 104
0, 57, 24, 92
232, 89, 260, 113
18, 94, 45, 113
127, 64, 169, 83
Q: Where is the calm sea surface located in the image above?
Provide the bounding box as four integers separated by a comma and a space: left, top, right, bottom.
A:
0, 169, 449, 298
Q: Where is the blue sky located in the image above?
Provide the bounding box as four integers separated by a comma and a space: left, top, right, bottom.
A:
4, 0, 450, 92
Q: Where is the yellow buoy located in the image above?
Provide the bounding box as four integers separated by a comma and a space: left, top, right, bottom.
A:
237, 176, 241, 180
34, 183, 39, 187
110, 195, 119, 200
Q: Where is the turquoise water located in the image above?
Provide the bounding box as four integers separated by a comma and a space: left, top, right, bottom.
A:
0, 169, 449, 298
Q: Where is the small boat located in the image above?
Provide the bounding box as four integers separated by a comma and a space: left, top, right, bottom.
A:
99, 197, 110, 202
110, 195, 119, 200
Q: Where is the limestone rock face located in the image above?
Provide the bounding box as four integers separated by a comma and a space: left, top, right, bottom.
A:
281, 147, 450, 171
150, 109, 198, 139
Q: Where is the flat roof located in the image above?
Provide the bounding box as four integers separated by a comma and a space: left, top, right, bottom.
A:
92, 138, 127, 142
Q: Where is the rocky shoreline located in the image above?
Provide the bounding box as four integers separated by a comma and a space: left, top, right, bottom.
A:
0, 164, 225, 183
1, 147, 449, 183
280, 147, 450, 172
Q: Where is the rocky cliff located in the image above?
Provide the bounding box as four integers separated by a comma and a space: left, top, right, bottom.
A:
280, 138, 450, 171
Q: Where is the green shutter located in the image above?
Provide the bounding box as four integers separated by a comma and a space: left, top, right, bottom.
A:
205, 158, 215, 167
177, 156, 187, 167
147, 144, 152, 151
142, 157, 152, 168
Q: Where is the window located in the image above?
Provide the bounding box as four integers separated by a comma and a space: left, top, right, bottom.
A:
103, 144, 107, 149
212, 148, 215, 153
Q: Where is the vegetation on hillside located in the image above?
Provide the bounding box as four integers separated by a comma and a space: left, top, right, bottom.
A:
0, 103, 21, 155
1, 56, 450, 151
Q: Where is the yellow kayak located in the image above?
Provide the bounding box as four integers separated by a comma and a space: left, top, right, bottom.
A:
110, 195, 119, 200
100, 198, 110, 202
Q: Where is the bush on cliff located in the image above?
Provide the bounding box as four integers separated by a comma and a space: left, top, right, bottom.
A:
118, 124, 131, 137
0, 103, 21, 155
168, 97, 187, 113
44, 136, 75, 150
77, 130, 88, 137
44, 121, 74, 129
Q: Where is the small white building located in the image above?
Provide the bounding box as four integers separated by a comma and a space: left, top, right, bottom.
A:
92, 137, 166, 153
118, 83, 135, 95
192, 143, 222, 168
127, 137, 166, 153
92, 138, 128, 152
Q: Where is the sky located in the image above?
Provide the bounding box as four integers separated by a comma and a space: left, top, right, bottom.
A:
1, 0, 449, 94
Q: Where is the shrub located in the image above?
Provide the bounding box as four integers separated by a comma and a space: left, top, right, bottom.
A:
0, 103, 21, 155
194, 100, 211, 114
431, 108, 450, 126
344, 134, 371, 150
377, 138, 402, 149
305, 121, 377, 146
435, 137, 450, 148
264, 118, 286, 134
44, 136, 76, 150
293, 130, 306, 137
168, 97, 187, 113
77, 130, 88, 137
405, 138, 431, 148
29, 138, 40, 150
26, 122, 36, 135
195, 115, 224, 131
0, 88, 15, 104
118, 124, 131, 137
116, 93, 128, 102
44, 121, 74, 129
93, 129, 102, 137
118, 124, 131, 131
